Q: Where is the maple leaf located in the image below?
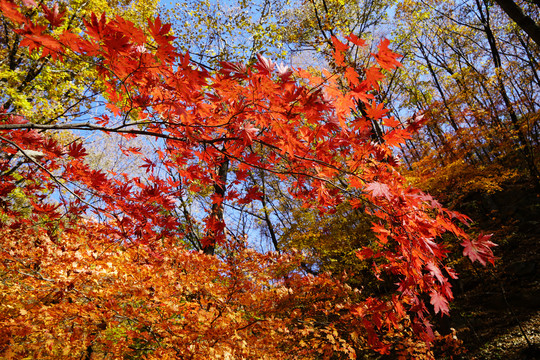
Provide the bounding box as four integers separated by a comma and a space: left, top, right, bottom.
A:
365, 182, 391, 200
372, 39, 402, 70
444, 266, 459, 280
241, 123, 259, 145
67, 142, 88, 159
348, 175, 364, 189
333, 49, 345, 67
60, 31, 94, 54
276, 62, 291, 78
41, 3, 65, 28
42, 138, 64, 157
254, 53, 275, 74
21, 129, 42, 144
30, 200, 60, 215
426, 262, 445, 284
84, 12, 107, 41
103, 32, 132, 55
331, 36, 349, 52
356, 247, 374, 260
6, 115, 28, 124
95, 114, 110, 126
384, 128, 412, 147
383, 117, 400, 128
430, 290, 449, 315
371, 223, 390, 244
344, 67, 360, 87
345, 33, 366, 47
350, 198, 363, 208
405, 112, 428, 133
461, 233, 497, 266
112, 15, 146, 45
115, 183, 132, 198
0, 0, 26, 23
20, 33, 63, 59
362, 66, 384, 91
365, 102, 389, 120
120, 146, 142, 156
148, 16, 171, 38
220, 61, 247, 79
237, 186, 263, 205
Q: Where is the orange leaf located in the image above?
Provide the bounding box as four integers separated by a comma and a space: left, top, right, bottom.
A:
372, 39, 402, 70
346, 33, 366, 47
331, 36, 348, 52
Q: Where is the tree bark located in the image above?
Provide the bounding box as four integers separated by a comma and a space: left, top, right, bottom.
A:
494, 0, 540, 47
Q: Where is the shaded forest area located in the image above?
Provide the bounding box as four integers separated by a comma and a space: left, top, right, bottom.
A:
0, 0, 539, 359
432, 184, 539, 359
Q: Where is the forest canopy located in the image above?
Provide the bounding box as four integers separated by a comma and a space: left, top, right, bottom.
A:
2, 0, 536, 358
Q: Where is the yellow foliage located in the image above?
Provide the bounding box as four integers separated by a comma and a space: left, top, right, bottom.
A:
1, 0, 157, 124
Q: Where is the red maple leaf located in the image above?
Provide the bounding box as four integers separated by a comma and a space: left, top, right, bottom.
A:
345, 67, 360, 87
220, 61, 247, 79
331, 36, 348, 52
365, 182, 391, 200
83, 12, 107, 41
254, 53, 275, 75
345, 33, 366, 47
356, 247, 374, 260
365, 102, 389, 120
383, 116, 400, 128
237, 186, 263, 205
462, 233, 497, 266
148, 16, 171, 39
430, 290, 449, 315
363, 66, 385, 91
6, 115, 28, 124
30, 200, 60, 215
426, 262, 445, 284
372, 39, 402, 70
67, 142, 88, 159
241, 123, 259, 145
0, 0, 26, 23
41, 3, 65, 28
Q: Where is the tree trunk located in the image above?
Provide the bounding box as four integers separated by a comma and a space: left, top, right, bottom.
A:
494, 0, 540, 47
203, 156, 229, 255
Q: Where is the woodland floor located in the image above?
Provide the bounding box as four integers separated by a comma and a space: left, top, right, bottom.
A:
442, 184, 540, 359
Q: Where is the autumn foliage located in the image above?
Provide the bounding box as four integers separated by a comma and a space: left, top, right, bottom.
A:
0, 1, 496, 358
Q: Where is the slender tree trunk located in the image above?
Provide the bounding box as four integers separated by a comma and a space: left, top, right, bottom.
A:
260, 170, 280, 252
203, 156, 229, 255
516, 31, 540, 87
